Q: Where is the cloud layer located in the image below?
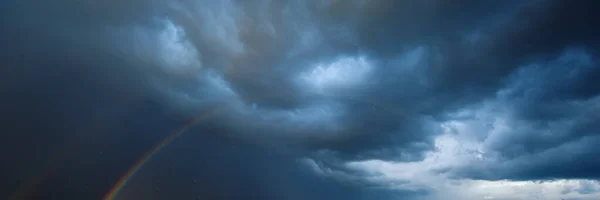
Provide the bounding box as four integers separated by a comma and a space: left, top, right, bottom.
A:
3, 0, 599, 199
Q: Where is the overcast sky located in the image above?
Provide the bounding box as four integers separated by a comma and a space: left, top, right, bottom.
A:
2, 0, 600, 200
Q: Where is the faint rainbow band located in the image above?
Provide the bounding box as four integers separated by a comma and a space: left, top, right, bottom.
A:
102, 92, 404, 200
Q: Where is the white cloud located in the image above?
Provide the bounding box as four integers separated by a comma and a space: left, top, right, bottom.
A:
155, 20, 202, 76
299, 56, 373, 94
334, 119, 600, 200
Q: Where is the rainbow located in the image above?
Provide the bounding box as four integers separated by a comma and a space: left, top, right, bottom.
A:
102, 93, 281, 200
102, 92, 293, 199
102, 92, 402, 200
102, 111, 217, 200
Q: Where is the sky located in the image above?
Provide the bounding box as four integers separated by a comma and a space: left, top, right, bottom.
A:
1, 0, 600, 200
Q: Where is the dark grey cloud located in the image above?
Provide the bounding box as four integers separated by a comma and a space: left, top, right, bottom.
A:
488, 49, 599, 157
413, 0, 600, 182
3, 0, 600, 199
444, 47, 600, 181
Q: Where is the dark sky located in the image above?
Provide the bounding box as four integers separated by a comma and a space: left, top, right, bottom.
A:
1, 0, 600, 199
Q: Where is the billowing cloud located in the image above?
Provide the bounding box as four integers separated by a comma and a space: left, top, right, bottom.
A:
3, 0, 600, 199
441, 48, 600, 181
298, 56, 372, 94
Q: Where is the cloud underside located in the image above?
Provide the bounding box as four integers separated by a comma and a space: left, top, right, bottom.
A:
3, 0, 600, 199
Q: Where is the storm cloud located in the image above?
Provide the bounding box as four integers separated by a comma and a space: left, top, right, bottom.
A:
2, 0, 600, 199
